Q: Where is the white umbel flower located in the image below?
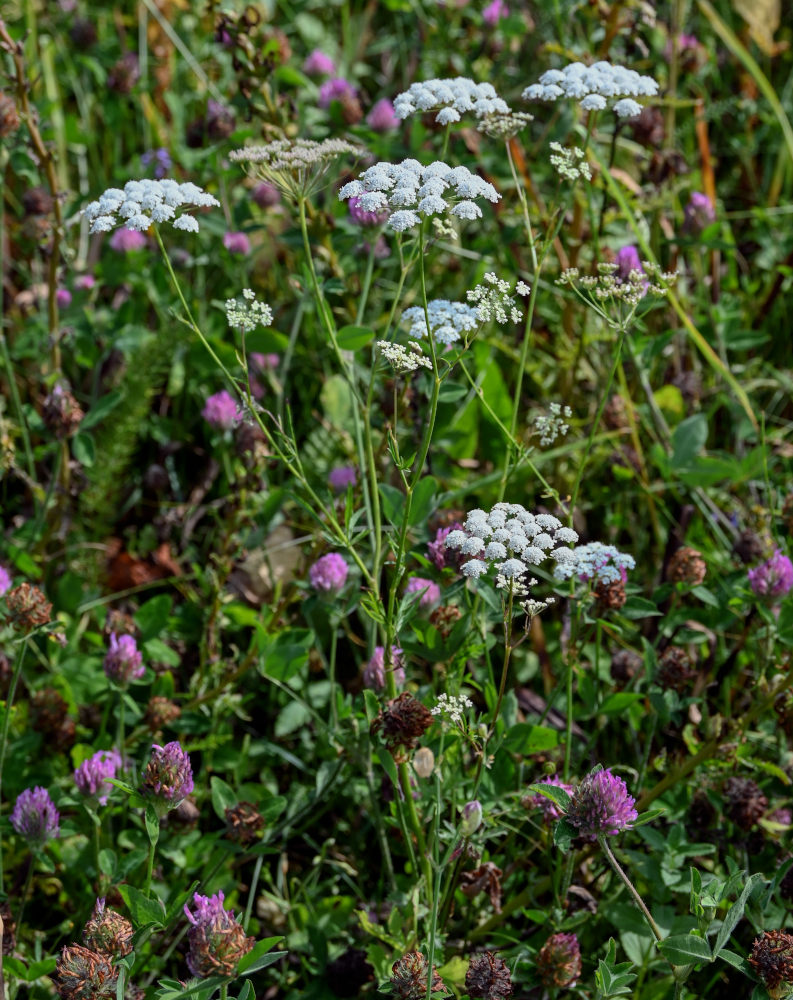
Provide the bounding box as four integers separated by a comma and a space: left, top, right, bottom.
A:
377, 340, 432, 373
339, 159, 500, 233
225, 289, 274, 333
84, 179, 219, 234
401, 300, 480, 346
522, 60, 658, 117
394, 78, 510, 124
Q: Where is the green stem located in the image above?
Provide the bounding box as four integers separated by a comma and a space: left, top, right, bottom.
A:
144, 834, 157, 897
597, 834, 662, 941
568, 325, 628, 522
243, 854, 264, 932
0, 637, 28, 895
16, 856, 35, 931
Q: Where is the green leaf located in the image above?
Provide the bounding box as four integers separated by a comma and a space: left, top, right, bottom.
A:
98, 848, 117, 877
408, 476, 438, 527
631, 807, 665, 827
117, 884, 166, 929
210, 776, 238, 820
72, 432, 96, 467
717, 949, 753, 975
503, 724, 558, 754
596, 692, 643, 716
259, 629, 314, 682
527, 781, 571, 812
274, 700, 311, 737
337, 325, 374, 351
657, 933, 712, 965
777, 602, 793, 647
27, 957, 57, 980
237, 936, 287, 976
3, 957, 28, 980
712, 872, 765, 959
620, 597, 663, 620
671, 414, 708, 470
144, 803, 160, 846
80, 390, 123, 431
379, 484, 405, 527
237, 981, 255, 1000
553, 818, 576, 852
135, 595, 173, 642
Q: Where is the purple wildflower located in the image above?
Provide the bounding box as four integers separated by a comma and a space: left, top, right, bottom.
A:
530, 775, 575, 823
567, 767, 637, 840
684, 191, 716, 233
0, 565, 10, 595
223, 231, 251, 255
141, 741, 194, 809
141, 147, 173, 178
202, 390, 240, 430
348, 195, 390, 228
748, 550, 793, 600
109, 228, 147, 252
482, 0, 508, 24
303, 49, 336, 76
329, 465, 357, 492
184, 891, 254, 978
537, 933, 581, 989
250, 352, 279, 372
56, 288, 72, 309
310, 553, 349, 595
406, 576, 441, 610
74, 749, 123, 805
615, 245, 645, 283
319, 77, 357, 109
428, 523, 464, 571
103, 632, 144, 685
74, 274, 96, 291
252, 182, 281, 208
10, 786, 60, 846
363, 646, 406, 693
366, 98, 400, 132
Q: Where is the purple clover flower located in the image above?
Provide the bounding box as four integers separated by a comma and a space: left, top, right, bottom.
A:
567, 767, 637, 840
482, 0, 509, 24
303, 49, 336, 76
142, 741, 194, 810
406, 576, 441, 610
0, 565, 11, 595
329, 465, 357, 492
748, 550, 793, 600
683, 191, 716, 233
366, 98, 400, 132
75, 274, 96, 291
103, 632, 144, 685
223, 231, 251, 255
309, 553, 349, 595
141, 147, 173, 178
109, 228, 147, 252
74, 749, 123, 806
10, 786, 60, 846
56, 288, 72, 309
530, 775, 575, 823
363, 646, 406, 692
348, 195, 389, 228
202, 390, 240, 430
319, 77, 357, 109
615, 245, 644, 282
252, 183, 281, 208
184, 891, 253, 978
427, 523, 464, 571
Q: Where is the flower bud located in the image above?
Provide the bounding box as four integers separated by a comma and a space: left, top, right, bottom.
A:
460, 800, 483, 837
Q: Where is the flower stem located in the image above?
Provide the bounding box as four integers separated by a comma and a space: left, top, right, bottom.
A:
243, 854, 264, 932
16, 855, 35, 932
0, 637, 28, 895
597, 834, 662, 941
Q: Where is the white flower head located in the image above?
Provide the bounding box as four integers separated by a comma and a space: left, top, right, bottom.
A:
552, 541, 635, 586
394, 78, 511, 125
83, 179, 219, 235
339, 159, 500, 234
522, 60, 658, 117
225, 290, 274, 333
466, 272, 524, 325
376, 340, 432, 373
401, 300, 480, 346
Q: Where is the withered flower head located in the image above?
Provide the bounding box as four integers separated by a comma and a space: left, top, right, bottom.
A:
390, 951, 447, 1000
56, 944, 118, 1000
536, 932, 581, 989
225, 801, 265, 845
4, 583, 53, 633
748, 930, 793, 994
144, 695, 182, 731
184, 891, 254, 978
371, 693, 434, 763
595, 575, 626, 610
657, 646, 695, 692
666, 546, 707, 585
724, 776, 768, 830
0, 93, 20, 138
465, 952, 512, 1000
82, 898, 134, 957
42, 385, 84, 439
459, 862, 503, 913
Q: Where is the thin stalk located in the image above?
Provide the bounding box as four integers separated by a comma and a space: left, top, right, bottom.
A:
144, 835, 157, 896
16, 856, 35, 931
243, 854, 264, 932
328, 625, 339, 731
424, 777, 444, 1000
597, 834, 662, 941
568, 325, 628, 522
0, 637, 28, 895
220, 984, 228, 1000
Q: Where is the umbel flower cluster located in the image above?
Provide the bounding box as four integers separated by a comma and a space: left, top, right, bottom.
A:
445, 503, 579, 581
401, 300, 480, 346
467, 273, 528, 324
393, 78, 510, 124
225, 289, 274, 333
552, 541, 636, 586
522, 61, 659, 118
339, 160, 500, 232
377, 340, 432, 373
230, 138, 362, 199
83, 180, 219, 234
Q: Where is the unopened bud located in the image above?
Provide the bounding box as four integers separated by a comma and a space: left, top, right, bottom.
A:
460, 800, 483, 837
